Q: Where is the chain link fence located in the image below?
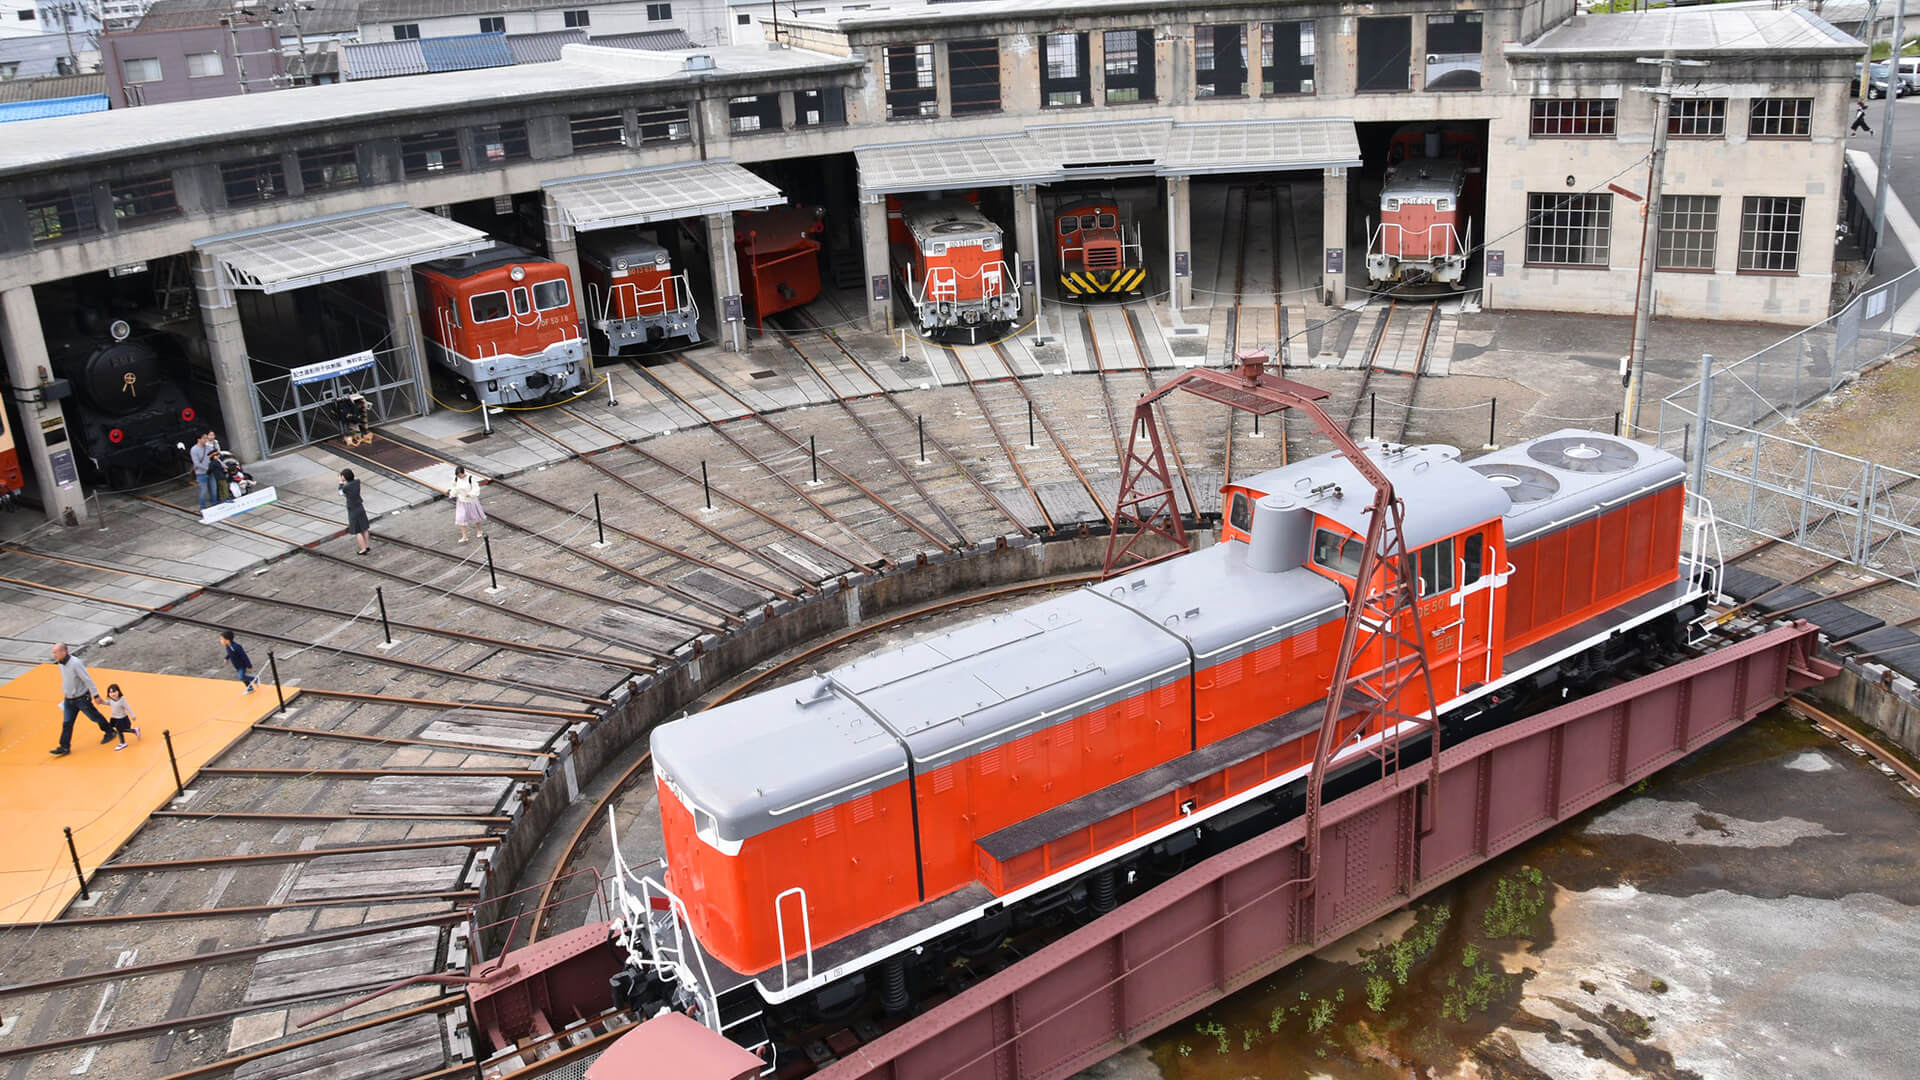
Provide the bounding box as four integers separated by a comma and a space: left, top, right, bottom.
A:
1652, 267, 1920, 583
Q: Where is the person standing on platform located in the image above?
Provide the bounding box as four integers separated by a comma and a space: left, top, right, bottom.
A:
190, 433, 217, 510
220, 630, 258, 693
339, 468, 371, 555
104, 684, 140, 749
449, 466, 487, 543
48, 642, 112, 757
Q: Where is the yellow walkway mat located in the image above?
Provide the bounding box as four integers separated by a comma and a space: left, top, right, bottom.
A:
0, 664, 293, 924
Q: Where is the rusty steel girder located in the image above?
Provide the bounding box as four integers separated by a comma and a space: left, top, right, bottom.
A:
821, 621, 1834, 1080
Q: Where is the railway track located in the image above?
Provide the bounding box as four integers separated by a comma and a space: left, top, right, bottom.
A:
1343, 299, 1438, 443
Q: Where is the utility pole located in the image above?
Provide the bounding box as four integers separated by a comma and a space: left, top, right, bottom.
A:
1624, 53, 1707, 437
1861, 0, 1882, 100
1873, 0, 1908, 258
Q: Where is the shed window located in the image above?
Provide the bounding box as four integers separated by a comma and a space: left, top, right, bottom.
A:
793, 87, 846, 127
1355, 16, 1411, 92
728, 93, 780, 134
949, 37, 1000, 115
570, 111, 627, 151
1195, 24, 1245, 98
299, 145, 360, 191
471, 291, 510, 322
1103, 29, 1154, 103
1424, 13, 1481, 91
1041, 32, 1089, 107
220, 156, 286, 206
884, 42, 937, 120
1313, 528, 1363, 577
478, 15, 505, 33
110, 173, 179, 225
564, 9, 590, 27
635, 104, 691, 143
24, 189, 97, 243
473, 122, 530, 165
401, 131, 462, 176
1260, 20, 1314, 96
393, 23, 419, 40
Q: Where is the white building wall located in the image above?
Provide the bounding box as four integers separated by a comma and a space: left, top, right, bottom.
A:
362, 0, 730, 45
1, 0, 42, 39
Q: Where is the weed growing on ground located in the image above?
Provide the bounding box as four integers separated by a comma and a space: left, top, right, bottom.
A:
1307, 998, 1336, 1033
1650, 976, 1668, 993
1195, 1019, 1229, 1054
1366, 975, 1392, 1013
1482, 866, 1549, 938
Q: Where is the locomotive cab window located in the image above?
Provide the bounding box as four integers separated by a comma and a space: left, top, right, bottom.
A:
1462, 531, 1484, 586
512, 288, 532, 316
1418, 538, 1455, 596
1313, 528, 1363, 577
471, 291, 510, 323
1058, 219, 1076, 236
533, 280, 569, 311
1228, 492, 1253, 534
1097, 213, 1116, 229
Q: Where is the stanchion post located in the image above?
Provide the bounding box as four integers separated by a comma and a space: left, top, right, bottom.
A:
1369, 393, 1377, 440
64, 827, 88, 901
1487, 398, 1497, 447
701, 461, 712, 510
483, 535, 499, 591
1614, 412, 1622, 437
918, 416, 926, 463
594, 493, 605, 546
810, 435, 819, 484
375, 586, 392, 645
1253, 410, 1261, 437
1028, 402, 1036, 448
163, 729, 185, 797
267, 650, 286, 714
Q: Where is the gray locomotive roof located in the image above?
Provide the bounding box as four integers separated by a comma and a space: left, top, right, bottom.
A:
1092, 542, 1346, 662
650, 675, 908, 842
1236, 442, 1511, 551
1385, 158, 1467, 200
652, 587, 1184, 841
902, 198, 1001, 247
1464, 430, 1686, 543
833, 588, 1184, 768
580, 236, 670, 262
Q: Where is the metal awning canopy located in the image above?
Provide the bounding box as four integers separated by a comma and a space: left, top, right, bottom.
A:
1160, 119, 1361, 176
855, 134, 1060, 196
857, 119, 1360, 195
543, 161, 784, 232
194, 204, 492, 294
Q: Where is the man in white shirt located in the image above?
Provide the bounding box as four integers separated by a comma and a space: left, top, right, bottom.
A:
49, 642, 113, 756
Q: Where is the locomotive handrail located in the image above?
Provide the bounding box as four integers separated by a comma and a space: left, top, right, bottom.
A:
773, 886, 815, 991
1370, 220, 1464, 259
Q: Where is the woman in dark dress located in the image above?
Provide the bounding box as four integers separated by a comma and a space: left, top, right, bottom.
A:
339, 468, 371, 555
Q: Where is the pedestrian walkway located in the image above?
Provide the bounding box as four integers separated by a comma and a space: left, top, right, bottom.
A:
0, 662, 292, 923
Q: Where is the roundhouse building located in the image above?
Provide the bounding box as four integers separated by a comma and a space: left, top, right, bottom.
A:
0, 1, 1861, 524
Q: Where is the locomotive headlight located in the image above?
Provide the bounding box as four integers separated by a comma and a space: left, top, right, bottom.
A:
930, 243, 946, 255
509, 266, 526, 282
614, 259, 628, 272
655, 254, 669, 267
984, 238, 1001, 251
1386, 199, 1400, 211
109, 319, 131, 342
1437, 199, 1452, 211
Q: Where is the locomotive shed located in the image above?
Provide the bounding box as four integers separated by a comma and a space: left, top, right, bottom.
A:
0, 306, 1917, 1079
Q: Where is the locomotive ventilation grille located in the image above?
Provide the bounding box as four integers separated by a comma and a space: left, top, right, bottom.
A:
1469, 463, 1561, 504
1527, 436, 1639, 474
933, 222, 976, 234
1085, 247, 1123, 269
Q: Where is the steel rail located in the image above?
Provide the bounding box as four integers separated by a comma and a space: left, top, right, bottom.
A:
15, 889, 479, 929
1130, 316, 1202, 519
134, 494, 673, 662
1787, 696, 1920, 787
249, 722, 556, 759
959, 372, 1058, 531
626, 360, 897, 567
1081, 309, 1128, 464
196, 765, 542, 778
94, 836, 498, 875
324, 437, 737, 631
677, 353, 958, 555
150, 809, 511, 824
773, 333, 973, 549
295, 688, 596, 721
514, 412, 811, 598
1393, 304, 1440, 444
1344, 298, 1399, 437
147, 996, 467, 1080
993, 342, 1116, 528
525, 751, 653, 943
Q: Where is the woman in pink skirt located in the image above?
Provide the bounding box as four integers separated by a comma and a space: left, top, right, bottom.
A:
449, 465, 487, 543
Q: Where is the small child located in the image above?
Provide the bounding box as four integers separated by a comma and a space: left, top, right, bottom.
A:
220, 630, 257, 693
104, 684, 140, 750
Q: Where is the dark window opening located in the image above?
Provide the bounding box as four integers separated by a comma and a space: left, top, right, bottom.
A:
512, 286, 531, 316
793, 88, 846, 127
1228, 492, 1252, 533
646, 2, 671, 20
728, 93, 780, 134
401, 131, 463, 176
1355, 16, 1411, 92
473, 122, 530, 166
1418, 538, 1455, 596
1424, 12, 1481, 91
1531, 98, 1618, 137
220, 155, 287, 206
1041, 32, 1089, 108
471, 291, 510, 322
110, 173, 179, 225
1313, 528, 1363, 577
1260, 20, 1313, 96
24, 189, 97, 244
299, 145, 361, 191
635, 104, 691, 143
570, 111, 627, 151
949, 37, 1000, 115
1195, 24, 1245, 98
1103, 29, 1154, 103
478, 16, 504, 33
393, 23, 419, 40
885, 42, 937, 119
1749, 97, 1813, 138
1462, 532, 1484, 586
564, 9, 590, 28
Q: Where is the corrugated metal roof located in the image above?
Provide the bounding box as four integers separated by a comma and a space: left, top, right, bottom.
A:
139, 0, 365, 34
544, 160, 784, 232
343, 38, 427, 80
1510, 9, 1862, 56
420, 32, 514, 73
856, 134, 1060, 195
506, 29, 587, 65
1159, 119, 1361, 176
0, 95, 110, 124
589, 30, 696, 50
0, 73, 108, 103
195, 204, 493, 293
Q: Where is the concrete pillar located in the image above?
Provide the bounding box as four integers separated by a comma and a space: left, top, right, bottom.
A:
1013, 183, 1041, 324
934, 40, 953, 117
543, 192, 593, 377
1323, 166, 1349, 307
861, 194, 890, 331
1089, 29, 1106, 103
705, 211, 744, 352
191, 252, 265, 462
0, 286, 88, 525
1167, 175, 1193, 312
382, 268, 430, 414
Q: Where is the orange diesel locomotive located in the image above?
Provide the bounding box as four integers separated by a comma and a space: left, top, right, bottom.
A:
893, 198, 1019, 342
415, 246, 586, 406
1366, 128, 1476, 290
1056, 201, 1146, 297
579, 236, 697, 355
617, 428, 1711, 1041
0, 405, 22, 508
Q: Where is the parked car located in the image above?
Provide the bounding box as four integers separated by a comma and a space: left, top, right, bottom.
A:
1857, 61, 1907, 99
1896, 55, 1920, 95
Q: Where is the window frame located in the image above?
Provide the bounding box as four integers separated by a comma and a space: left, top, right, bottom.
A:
121, 56, 162, 84
645, 2, 672, 21
1423, 11, 1482, 92
1656, 194, 1719, 273
109, 173, 180, 226
564, 9, 590, 28
1102, 28, 1154, 104
1312, 527, 1364, 578
1194, 23, 1247, 98
1530, 98, 1618, 138
533, 279, 571, 311
1354, 15, 1412, 93
883, 41, 938, 120
470, 291, 511, 323
1418, 538, 1455, 597
1524, 192, 1614, 269
1748, 97, 1813, 139
478, 15, 505, 33
1737, 195, 1804, 276
220, 155, 288, 207
393, 23, 419, 40
184, 51, 223, 78
298, 145, 361, 192
1041, 31, 1090, 108
1461, 532, 1484, 587
947, 37, 1001, 115
569, 111, 627, 151
1667, 97, 1727, 138
1260, 19, 1315, 97
24, 189, 98, 244
1228, 492, 1253, 534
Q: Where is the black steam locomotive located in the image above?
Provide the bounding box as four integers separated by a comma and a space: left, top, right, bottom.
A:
47, 319, 203, 488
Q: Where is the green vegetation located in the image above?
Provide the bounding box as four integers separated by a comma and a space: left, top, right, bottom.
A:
1482, 866, 1550, 939
1650, 976, 1669, 994
1307, 998, 1337, 1033
1366, 974, 1392, 1013
1195, 1019, 1230, 1055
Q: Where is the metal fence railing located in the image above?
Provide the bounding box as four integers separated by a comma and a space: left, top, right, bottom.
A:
1654, 266, 1920, 584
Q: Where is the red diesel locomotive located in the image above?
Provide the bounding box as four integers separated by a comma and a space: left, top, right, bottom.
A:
0, 406, 22, 508
414, 246, 586, 407
892, 197, 1019, 342
1366, 127, 1479, 291
1056, 201, 1146, 297
579, 236, 697, 355
615, 428, 1713, 1047
735, 205, 825, 330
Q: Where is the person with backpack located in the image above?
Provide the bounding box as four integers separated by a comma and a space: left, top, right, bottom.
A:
220, 630, 258, 693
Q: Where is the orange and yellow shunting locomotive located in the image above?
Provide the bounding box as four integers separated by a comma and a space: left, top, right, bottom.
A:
1056, 201, 1145, 297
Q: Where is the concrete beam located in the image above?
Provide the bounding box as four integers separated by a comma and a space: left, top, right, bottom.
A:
1323, 166, 1348, 307
1167, 175, 1193, 312
0, 286, 88, 525
706, 212, 744, 351
191, 253, 265, 462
